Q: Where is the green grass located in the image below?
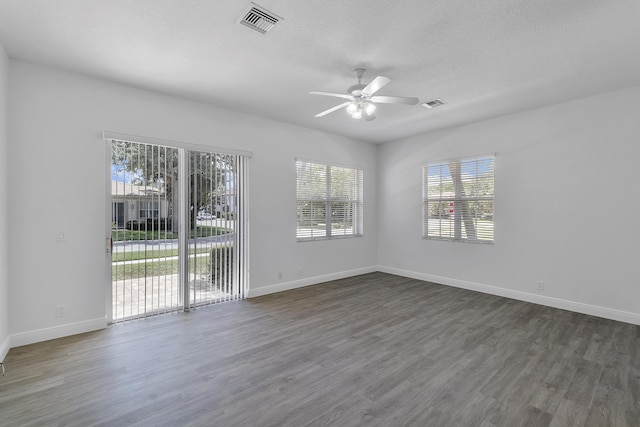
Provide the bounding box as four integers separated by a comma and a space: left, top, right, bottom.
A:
112, 230, 177, 241
191, 226, 231, 238
113, 259, 179, 281
112, 253, 211, 281
111, 248, 210, 262
112, 226, 231, 242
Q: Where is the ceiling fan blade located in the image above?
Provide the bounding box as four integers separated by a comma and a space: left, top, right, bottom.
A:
315, 101, 352, 118
370, 95, 419, 105
309, 91, 353, 100
362, 76, 390, 97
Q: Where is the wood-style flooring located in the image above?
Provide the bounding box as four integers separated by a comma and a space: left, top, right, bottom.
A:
1, 272, 639, 426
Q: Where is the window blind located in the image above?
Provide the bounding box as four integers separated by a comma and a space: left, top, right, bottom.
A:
423, 156, 495, 244
296, 160, 363, 241
108, 136, 249, 323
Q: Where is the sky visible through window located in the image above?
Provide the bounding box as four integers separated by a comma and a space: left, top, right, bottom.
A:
111, 164, 136, 183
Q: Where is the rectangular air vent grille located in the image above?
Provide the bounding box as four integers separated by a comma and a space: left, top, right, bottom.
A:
421, 98, 447, 109
238, 3, 282, 34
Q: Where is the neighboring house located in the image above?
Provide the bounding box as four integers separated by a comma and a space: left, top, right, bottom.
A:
197, 192, 237, 217
111, 181, 169, 228
215, 191, 236, 216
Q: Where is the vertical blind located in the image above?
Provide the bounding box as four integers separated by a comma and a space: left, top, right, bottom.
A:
110, 141, 181, 321
296, 159, 363, 241
423, 156, 495, 244
187, 151, 249, 309
108, 134, 249, 322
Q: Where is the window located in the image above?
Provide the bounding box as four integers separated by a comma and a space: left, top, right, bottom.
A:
422, 156, 495, 244
296, 160, 363, 241
139, 201, 159, 219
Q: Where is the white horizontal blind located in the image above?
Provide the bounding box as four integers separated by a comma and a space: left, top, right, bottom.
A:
296, 160, 363, 241
423, 156, 495, 244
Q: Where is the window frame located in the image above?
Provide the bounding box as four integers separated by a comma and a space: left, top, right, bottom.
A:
296, 159, 364, 242
422, 155, 495, 244
139, 201, 159, 219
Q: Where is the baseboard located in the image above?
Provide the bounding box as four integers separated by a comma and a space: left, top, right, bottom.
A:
0, 334, 9, 362
378, 265, 640, 326
9, 317, 108, 349
6, 266, 637, 351
248, 266, 378, 298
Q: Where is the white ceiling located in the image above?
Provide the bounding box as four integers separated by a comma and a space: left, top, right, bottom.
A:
1, 0, 639, 143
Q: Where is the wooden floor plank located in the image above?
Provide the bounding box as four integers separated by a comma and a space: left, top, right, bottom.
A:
1, 272, 639, 426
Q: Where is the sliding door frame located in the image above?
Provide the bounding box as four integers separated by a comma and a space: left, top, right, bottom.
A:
104, 132, 251, 323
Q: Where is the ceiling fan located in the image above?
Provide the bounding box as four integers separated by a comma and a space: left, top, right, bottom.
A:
310, 68, 419, 121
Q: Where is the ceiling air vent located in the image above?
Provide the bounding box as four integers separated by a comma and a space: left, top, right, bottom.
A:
238, 3, 282, 34
421, 98, 447, 109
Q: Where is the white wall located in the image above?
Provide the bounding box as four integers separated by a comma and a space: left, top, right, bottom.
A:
0, 42, 9, 360
7, 60, 378, 344
378, 86, 640, 324
7, 57, 639, 350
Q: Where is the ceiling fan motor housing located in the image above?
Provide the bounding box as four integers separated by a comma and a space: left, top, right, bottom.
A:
347, 84, 366, 97
349, 68, 367, 97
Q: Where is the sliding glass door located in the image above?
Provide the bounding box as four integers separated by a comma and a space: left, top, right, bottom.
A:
107, 137, 248, 322
187, 150, 249, 308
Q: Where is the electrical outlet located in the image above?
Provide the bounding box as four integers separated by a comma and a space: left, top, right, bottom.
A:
536, 281, 544, 290
55, 305, 66, 318
277, 272, 283, 280
56, 230, 66, 242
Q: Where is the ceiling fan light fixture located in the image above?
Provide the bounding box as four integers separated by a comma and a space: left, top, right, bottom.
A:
310, 68, 417, 120
364, 102, 376, 115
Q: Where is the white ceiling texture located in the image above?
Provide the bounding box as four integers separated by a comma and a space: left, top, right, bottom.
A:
0, 0, 639, 143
